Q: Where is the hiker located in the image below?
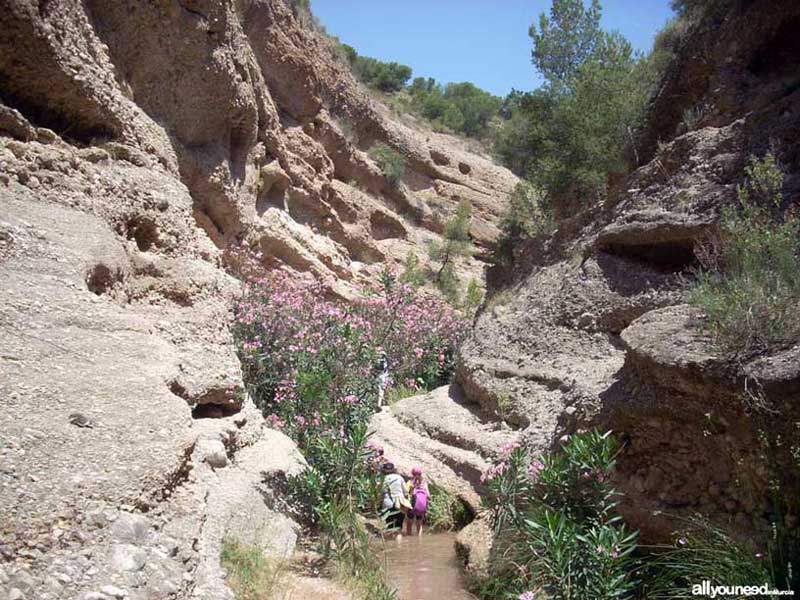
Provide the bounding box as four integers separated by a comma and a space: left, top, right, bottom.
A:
376, 350, 389, 409
405, 466, 430, 536
368, 442, 388, 473
381, 462, 410, 537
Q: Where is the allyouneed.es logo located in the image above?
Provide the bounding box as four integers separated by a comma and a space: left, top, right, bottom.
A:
691, 581, 796, 597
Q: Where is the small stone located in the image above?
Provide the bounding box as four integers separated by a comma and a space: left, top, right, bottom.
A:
196, 438, 227, 468
27, 175, 41, 189
100, 584, 126, 598
9, 570, 35, 592
109, 544, 147, 572
110, 512, 150, 543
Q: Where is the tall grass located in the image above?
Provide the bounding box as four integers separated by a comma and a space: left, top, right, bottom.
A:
643, 517, 779, 599
220, 539, 287, 600
688, 153, 800, 353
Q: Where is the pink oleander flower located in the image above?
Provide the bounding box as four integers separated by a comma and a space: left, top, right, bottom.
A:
265, 414, 284, 430
499, 441, 520, 459
528, 459, 544, 482
519, 592, 536, 600
480, 460, 508, 483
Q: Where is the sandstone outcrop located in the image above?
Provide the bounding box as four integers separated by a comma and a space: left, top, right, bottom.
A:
0, 0, 516, 597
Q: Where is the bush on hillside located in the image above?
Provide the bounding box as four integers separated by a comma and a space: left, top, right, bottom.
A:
492, 181, 555, 265
340, 44, 412, 92
368, 143, 406, 187
428, 200, 474, 304
410, 79, 503, 138
688, 152, 800, 352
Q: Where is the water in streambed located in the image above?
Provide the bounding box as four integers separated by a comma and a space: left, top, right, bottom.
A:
380, 532, 476, 600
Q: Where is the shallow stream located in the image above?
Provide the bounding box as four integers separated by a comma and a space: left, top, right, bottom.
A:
380, 532, 475, 600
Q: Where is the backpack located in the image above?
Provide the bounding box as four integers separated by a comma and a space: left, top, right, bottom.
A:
411, 485, 428, 514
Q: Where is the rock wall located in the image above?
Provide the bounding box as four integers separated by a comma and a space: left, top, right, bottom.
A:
459, 0, 800, 543
0, 1, 516, 598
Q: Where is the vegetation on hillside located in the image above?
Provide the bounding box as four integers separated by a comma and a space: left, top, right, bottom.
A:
428, 200, 475, 303
408, 78, 502, 138
368, 142, 406, 187
688, 153, 800, 353
340, 44, 412, 92
332, 40, 503, 140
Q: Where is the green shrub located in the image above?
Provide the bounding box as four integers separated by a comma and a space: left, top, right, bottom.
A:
369, 143, 406, 187
428, 200, 474, 304
410, 80, 502, 139
399, 251, 426, 288
318, 497, 397, 600
493, 181, 554, 265
463, 278, 484, 317
340, 44, 411, 92
426, 481, 471, 531
288, 0, 311, 14
481, 432, 639, 600
220, 539, 285, 600
687, 153, 800, 352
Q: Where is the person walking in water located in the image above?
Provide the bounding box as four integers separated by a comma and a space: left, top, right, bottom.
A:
405, 466, 430, 536
376, 350, 389, 410
381, 462, 410, 538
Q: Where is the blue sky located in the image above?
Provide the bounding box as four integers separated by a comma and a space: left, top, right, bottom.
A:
311, 1, 676, 97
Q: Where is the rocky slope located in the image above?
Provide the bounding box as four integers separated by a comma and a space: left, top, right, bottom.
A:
0, 1, 516, 598
456, 0, 800, 544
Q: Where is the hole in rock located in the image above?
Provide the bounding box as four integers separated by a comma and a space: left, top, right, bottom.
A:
430, 150, 450, 166
85, 263, 121, 295
192, 404, 240, 419
369, 211, 407, 241
169, 379, 189, 400
601, 241, 697, 272
458, 162, 471, 175
126, 217, 160, 252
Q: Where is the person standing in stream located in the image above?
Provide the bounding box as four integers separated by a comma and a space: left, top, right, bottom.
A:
381, 462, 411, 538
405, 466, 430, 536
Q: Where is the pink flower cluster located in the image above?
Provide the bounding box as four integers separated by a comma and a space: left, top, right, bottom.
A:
528, 459, 544, 482
233, 270, 468, 442
480, 460, 509, 483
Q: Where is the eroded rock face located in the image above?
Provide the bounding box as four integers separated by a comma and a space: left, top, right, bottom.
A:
459, 0, 800, 543
0, 0, 516, 296
0, 1, 516, 597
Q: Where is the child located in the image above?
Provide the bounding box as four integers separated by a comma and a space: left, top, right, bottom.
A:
405, 466, 429, 536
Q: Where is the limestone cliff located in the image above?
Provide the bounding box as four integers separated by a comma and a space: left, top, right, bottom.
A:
0, 1, 516, 598
457, 0, 800, 543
